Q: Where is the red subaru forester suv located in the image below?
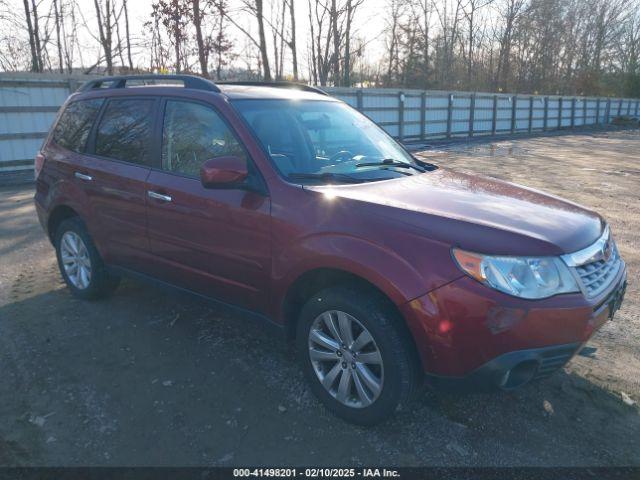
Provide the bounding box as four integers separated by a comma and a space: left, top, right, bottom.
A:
34, 75, 627, 425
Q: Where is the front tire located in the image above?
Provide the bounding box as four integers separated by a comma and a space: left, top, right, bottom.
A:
54, 217, 120, 300
297, 285, 420, 425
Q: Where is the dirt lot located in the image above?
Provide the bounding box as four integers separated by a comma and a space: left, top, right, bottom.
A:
1, 129, 639, 467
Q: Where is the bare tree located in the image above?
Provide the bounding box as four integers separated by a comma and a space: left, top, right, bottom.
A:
308, 0, 330, 84
342, 0, 364, 86
384, 0, 405, 86
93, 0, 124, 75
330, 0, 340, 84
434, 0, 465, 85
193, 0, 208, 76
620, 3, 640, 96
22, 0, 42, 71
31, 0, 44, 71
123, 0, 134, 70
270, 0, 287, 79
255, 0, 271, 79
0, 0, 638, 98
463, 0, 494, 86
306, 0, 362, 85
287, 0, 299, 80
224, 0, 271, 79
0, 1, 30, 71
211, 0, 234, 78
145, 12, 171, 72
151, 0, 191, 73
52, 0, 64, 72
418, 0, 431, 78
495, 0, 527, 90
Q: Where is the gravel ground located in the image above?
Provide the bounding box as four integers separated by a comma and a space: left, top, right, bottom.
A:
1, 129, 639, 467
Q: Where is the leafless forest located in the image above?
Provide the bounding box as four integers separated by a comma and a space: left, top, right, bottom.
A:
0, 0, 638, 97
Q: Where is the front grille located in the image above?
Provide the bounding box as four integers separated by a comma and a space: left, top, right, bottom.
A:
574, 242, 621, 298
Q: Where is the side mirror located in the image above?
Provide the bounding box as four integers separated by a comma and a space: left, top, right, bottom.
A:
200, 156, 248, 188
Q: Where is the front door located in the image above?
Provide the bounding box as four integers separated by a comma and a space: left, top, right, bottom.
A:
145, 98, 271, 313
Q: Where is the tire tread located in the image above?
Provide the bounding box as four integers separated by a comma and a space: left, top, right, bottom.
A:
54, 217, 120, 300
297, 284, 421, 425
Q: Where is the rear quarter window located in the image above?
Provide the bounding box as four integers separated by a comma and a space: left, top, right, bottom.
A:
95, 98, 155, 166
52, 99, 103, 153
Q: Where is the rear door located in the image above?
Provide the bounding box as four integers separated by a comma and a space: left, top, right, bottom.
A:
144, 98, 271, 313
81, 96, 159, 271
45, 97, 104, 214
47, 97, 105, 170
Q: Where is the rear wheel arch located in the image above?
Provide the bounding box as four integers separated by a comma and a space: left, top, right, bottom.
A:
53, 216, 120, 300
47, 205, 80, 242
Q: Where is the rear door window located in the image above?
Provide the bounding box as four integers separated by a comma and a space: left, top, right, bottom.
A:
52, 99, 103, 153
95, 98, 155, 166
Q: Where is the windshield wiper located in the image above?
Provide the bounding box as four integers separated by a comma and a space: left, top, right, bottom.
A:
355, 158, 427, 172
287, 172, 367, 184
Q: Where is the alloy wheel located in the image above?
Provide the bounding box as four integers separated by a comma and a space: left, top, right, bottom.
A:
60, 231, 92, 290
308, 310, 384, 408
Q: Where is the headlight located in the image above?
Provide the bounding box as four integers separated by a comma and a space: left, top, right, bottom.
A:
452, 248, 579, 299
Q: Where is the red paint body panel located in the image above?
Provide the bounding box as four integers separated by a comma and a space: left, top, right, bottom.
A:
400, 265, 626, 376
265, 182, 464, 319
77, 153, 150, 270
304, 169, 604, 256
35, 83, 627, 381
145, 170, 271, 313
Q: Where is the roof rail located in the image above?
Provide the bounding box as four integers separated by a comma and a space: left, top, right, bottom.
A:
217, 81, 328, 96
78, 74, 220, 93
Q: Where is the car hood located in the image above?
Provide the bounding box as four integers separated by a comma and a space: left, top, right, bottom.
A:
307, 168, 604, 256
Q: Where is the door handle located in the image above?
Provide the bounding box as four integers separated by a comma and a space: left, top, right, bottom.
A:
74, 172, 92, 181
148, 191, 172, 202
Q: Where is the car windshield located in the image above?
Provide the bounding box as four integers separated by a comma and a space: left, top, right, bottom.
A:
232, 99, 430, 184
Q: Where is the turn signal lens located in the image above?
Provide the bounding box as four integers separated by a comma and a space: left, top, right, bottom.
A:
452, 249, 485, 282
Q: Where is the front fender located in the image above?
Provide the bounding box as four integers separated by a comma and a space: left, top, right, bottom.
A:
271, 232, 453, 321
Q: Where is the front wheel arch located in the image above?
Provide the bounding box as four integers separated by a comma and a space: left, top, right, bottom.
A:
282, 268, 422, 370
296, 284, 423, 424
283, 268, 385, 338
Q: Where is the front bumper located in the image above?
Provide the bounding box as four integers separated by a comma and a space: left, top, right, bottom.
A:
425, 342, 581, 391
400, 263, 627, 384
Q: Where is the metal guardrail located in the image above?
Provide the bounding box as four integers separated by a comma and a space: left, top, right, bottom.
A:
0, 74, 638, 179
324, 87, 640, 142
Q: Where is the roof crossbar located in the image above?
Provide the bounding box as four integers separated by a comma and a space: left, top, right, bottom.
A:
78, 74, 220, 93
217, 81, 328, 96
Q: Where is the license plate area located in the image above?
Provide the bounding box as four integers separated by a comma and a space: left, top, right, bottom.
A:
607, 281, 627, 320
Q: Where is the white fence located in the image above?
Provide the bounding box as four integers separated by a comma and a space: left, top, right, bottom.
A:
1, 73, 639, 181
325, 87, 640, 142
0, 74, 90, 177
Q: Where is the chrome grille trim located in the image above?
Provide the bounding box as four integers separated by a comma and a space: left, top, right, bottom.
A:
561, 226, 622, 299
561, 225, 610, 267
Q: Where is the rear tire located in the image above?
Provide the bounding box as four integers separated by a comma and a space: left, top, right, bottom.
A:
54, 217, 120, 300
297, 285, 420, 425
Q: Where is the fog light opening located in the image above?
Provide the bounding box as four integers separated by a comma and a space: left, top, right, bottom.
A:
499, 360, 538, 389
